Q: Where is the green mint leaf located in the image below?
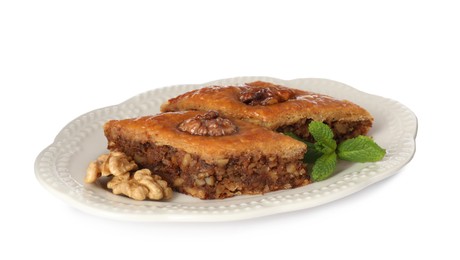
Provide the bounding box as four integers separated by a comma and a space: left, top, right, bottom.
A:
304, 141, 323, 163
311, 152, 337, 182
283, 132, 323, 163
308, 121, 336, 153
337, 136, 386, 162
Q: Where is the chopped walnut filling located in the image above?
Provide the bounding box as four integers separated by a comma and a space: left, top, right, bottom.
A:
177, 111, 238, 136
84, 152, 173, 201
239, 85, 296, 106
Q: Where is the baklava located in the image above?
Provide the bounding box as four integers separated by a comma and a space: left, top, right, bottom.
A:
161, 81, 373, 142
104, 110, 309, 199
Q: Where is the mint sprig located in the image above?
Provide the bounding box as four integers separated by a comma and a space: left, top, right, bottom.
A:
338, 135, 386, 162
284, 132, 323, 163
285, 122, 386, 182
312, 152, 337, 181
308, 121, 336, 154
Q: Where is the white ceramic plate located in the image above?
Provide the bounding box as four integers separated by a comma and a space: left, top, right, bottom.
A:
35, 77, 417, 222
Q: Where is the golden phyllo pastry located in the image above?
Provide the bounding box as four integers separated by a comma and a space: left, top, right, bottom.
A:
161, 81, 373, 142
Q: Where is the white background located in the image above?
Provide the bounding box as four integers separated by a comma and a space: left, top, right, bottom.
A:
1, 0, 458, 259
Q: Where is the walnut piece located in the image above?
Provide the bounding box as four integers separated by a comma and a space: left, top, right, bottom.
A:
178, 111, 238, 136
85, 152, 173, 201
107, 169, 173, 201
84, 152, 138, 183
239, 85, 296, 106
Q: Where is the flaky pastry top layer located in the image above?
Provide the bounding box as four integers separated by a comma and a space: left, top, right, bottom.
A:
104, 111, 306, 164
161, 81, 373, 129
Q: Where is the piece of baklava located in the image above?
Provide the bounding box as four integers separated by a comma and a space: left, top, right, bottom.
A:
104, 111, 309, 199
161, 81, 373, 142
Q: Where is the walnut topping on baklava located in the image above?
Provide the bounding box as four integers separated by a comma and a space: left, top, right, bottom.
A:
239, 82, 296, 106
177, 111, 238, 136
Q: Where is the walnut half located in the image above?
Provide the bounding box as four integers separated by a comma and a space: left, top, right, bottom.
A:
85, 152, 173, 201
239, 82, 296, 106
85, 152, 138, 183
178, 111, 238, 136
107, 169, 173, 201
